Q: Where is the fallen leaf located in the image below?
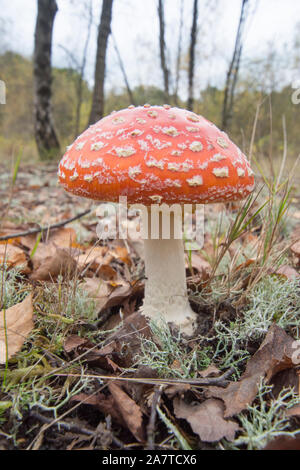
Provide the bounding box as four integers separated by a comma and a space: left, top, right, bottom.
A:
82, 277, 133, 314
104, 312, 152, 367
275, 265, 300, 279
124, 365, 159, 408
108, 382, 145, 442
199, 364, 221, 378
286, 404, 300, 417
30, 247, 77, 281
49, 227, 77, 247
0, 294, 34, 363
291, 240, 300, 260
81, 277, 114, 311
64, 335, 89, 353
0, 244, 28, 272
81, 344, 122, 372
173, 397, 239, 442
264, 435, 300, 450
78, 247, 118, 280
63, 333, 122, 371
19, 227, 77, 252
185, 253, 211, 278
164, 384, 191, 398
30, 242, 57, 269
77, 246, 109, 271
207, 324, 296, 417
71, 392, 126, 427
97, 264, 117, 281
109, 245, 132, 266
105, 282, 132, 307
270, 368, 299, 397
20, 233, 42, 251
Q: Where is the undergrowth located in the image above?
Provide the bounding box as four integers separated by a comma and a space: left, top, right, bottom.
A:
209, 276, 300, 373
8, 371, 92, 421
136, 318, 212, 379
0, 147, 299, 449
0, 274, 101, 437
214, 275, 300, 349
138, 273, 300, 380
223, 379, 300, 450
0, 266, 29, 310
35, 277, 98, 341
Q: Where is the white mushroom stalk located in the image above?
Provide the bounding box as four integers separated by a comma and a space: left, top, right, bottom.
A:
141, 210, 197, 336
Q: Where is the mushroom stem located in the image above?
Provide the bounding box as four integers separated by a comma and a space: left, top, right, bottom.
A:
141, 211, 197, 335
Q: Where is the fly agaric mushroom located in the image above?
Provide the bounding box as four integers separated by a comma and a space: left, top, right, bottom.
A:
58, 105, 255, 335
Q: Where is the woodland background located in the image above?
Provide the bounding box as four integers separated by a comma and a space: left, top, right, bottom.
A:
0, 0, 300, 166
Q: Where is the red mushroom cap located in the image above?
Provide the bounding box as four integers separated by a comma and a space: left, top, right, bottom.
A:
58, 105, 255, 205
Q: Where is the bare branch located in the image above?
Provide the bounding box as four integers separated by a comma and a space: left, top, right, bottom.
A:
0, 209, 92, 242
111, 33, 136, 105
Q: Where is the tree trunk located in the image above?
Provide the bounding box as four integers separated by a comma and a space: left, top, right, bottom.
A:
174, 0, 184, 106
89, 0, 113, 125
221, 0, 249, 131
33, 0, 60, 160
187, 0, 198, 112
74, 0, 93, 137
158, 0, 170, 102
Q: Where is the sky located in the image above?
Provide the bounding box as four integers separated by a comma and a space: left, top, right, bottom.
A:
1, 0, 299, 97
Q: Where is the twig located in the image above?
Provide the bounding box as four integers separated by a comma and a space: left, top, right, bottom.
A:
31, 412, 124, 450
0, 209, 92, 241
54, 366, 236, 389
26, 357, 143, 450
30, 411, 95, 437
105, 415, 125, 448
147, 385, 164, 450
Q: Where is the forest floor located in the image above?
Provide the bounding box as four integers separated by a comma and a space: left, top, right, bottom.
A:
0, 161, 300, 451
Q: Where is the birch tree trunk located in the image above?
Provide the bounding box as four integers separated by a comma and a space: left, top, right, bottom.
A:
187, 0, 198, 111
89, 0, 113, 125
158, 0, 170, 102
174, 0, 184, 106
33, 0, 60, 160
75, 0, 93, 137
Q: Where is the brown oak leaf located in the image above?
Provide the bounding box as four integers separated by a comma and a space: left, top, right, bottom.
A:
173, 397, 240, 442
